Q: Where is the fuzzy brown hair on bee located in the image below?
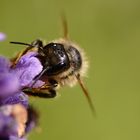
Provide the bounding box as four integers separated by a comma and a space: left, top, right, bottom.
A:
10, 17, 95, 115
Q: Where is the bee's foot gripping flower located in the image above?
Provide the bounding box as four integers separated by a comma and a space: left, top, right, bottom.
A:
0, 52, 42, 140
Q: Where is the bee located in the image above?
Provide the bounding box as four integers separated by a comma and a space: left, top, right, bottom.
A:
10, 17, 95, 114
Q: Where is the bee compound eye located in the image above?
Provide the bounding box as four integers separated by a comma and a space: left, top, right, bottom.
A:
68, 46, 82, 70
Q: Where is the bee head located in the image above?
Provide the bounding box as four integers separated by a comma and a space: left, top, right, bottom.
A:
38, 42, 70, 76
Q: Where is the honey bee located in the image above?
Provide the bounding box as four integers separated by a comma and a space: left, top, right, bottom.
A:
10, 17, 95, 114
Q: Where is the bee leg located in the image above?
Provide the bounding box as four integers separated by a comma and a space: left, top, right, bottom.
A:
10, 39, 44, 68
11, 51, 25, 66
23, 88, 57, 98
40, 83, 58, 89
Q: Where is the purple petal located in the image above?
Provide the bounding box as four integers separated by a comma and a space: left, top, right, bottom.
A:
0, 72, 20, 99
0, 92, 28, 108
13, 52, 43, 87
0, 33, 6, 42
9, 136, 26, 140
29, 80, 45, 88
0, 56, 11, 73
0, 56, 20, 99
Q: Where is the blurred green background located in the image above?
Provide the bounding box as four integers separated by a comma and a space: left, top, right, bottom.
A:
0, 0, 140, 140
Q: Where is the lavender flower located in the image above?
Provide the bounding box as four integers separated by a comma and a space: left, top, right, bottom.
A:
0, 57, 20, 99
0, 52, 44, 100
0, 33, 6, 42
0, 92, 28, 108
0, 51, 43, 139
9, 136, 26, 140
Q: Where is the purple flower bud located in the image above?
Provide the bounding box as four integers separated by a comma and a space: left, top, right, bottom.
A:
0, 33, 6, 42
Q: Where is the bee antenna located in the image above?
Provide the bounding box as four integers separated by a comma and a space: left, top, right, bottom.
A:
10, 41, 34, 48
61, 13, 69, 40
75, 74, 96, 117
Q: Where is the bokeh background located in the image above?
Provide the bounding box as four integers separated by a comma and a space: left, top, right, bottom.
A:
0, 0, 140, 140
